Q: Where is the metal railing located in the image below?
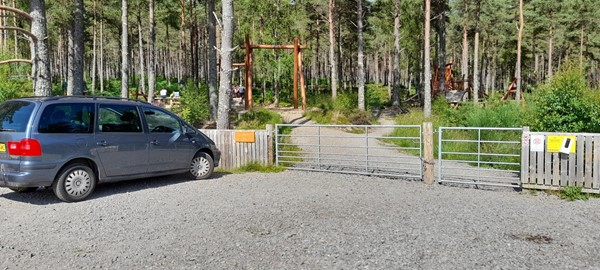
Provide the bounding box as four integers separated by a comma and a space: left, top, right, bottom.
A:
438, 127, 523, 188
276, 124, 422, 179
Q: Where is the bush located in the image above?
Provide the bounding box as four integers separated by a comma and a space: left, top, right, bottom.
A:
532, 65, 600, 132
176, 81, 210, 127
236, 108, 283, 130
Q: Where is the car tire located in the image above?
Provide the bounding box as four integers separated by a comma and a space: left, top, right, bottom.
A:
52, 163, 96, 202
9, 187, 38, 193
187, 152, 214, 180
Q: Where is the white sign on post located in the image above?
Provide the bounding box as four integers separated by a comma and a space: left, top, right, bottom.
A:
530, 135, 545, 152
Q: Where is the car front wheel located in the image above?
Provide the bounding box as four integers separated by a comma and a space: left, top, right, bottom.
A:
53, 163, 97, 202
187, 152, 214, 180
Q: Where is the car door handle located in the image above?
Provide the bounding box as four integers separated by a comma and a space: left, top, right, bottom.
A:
96, 141, 108, 146
150, 140, 160, 145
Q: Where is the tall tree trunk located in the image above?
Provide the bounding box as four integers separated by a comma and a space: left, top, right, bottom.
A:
91, 0, 97, 94
473, 0, 480, 103
216, 0, 234, 129
424, 0, 432, 117
68, 0, 85, 96
121, 0, 128, 98
515, 0, 523, 100
148, 0, 156, 103
12, 0, 17, 55
29, 0, 52, 96
357, 0, 365, 111
392, 0, 401, 106
180, 0, 186, 82
99, 12, 104, 93
328, 0, 338, 99
207, 0, 218, 120
547, 21, 553, 82
461, 0, 469, 93
437, 0, 447, 94
137, 13, 145, 95
579, 26, 584, 69
374, 50, 379, 84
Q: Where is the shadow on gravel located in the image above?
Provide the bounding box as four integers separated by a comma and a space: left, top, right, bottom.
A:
0, 173, 228, 205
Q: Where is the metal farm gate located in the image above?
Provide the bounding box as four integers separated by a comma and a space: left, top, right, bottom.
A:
437, 127, 523, 188
275, 124, 422, 179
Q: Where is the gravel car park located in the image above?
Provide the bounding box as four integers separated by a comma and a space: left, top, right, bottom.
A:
1, 170, 600, 269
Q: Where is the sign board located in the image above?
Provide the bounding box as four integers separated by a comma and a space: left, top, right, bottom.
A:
235, 131, 256, 143
530, 135, 545, 152
547, 135, 576, 153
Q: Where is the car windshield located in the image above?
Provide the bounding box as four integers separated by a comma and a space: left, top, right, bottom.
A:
0, 100, 35, 132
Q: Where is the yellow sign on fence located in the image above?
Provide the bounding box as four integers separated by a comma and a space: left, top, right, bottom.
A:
547, 135, 576, 153
235, 131, 256, 143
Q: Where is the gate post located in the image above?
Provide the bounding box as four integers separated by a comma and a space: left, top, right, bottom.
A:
267, 124, 274, 166
520, 126, 530, 185
423, 122, 435, 184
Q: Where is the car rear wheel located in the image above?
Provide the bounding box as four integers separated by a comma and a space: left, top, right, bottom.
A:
53, 163, 96, 202
187, 152, 214, 180
9, 187, 38, 193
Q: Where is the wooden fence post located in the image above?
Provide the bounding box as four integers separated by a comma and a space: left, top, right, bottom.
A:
267, 124, 274, 166
423, 122, 435, 184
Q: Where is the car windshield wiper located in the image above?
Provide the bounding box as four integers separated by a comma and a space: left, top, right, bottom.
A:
0, 128, 16, 131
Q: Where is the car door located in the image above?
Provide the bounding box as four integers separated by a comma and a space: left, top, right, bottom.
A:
142, 107, 195, 172
95, 104, 148, 177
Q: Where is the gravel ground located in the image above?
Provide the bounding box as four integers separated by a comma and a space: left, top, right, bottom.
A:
1, 170, 600, 269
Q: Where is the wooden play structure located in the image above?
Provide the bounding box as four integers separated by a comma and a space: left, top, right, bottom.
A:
0, 5, 35, 66
501, 77, 525, 102
236, 34, 307, 111
431, 63, 488, 103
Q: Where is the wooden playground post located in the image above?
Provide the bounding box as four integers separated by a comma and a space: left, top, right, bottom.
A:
244, 35, 254, 110
293, 38, 299, 109
298, 50, 306, 110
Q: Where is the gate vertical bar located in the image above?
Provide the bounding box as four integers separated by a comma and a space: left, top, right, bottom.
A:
275, 125, 280, 166
365, 126, 369, 172
317, 126, 321, 170
477, 128, 481, 182
438, 127, 443, 183
420, 125, 423, 179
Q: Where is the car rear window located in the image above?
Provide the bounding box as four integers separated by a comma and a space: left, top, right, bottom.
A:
38, 103, 94, 134
0, 100, 35, 132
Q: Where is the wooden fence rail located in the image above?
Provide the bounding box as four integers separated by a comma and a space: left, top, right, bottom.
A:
522, 131, 600, 193
200, 127, 272, 170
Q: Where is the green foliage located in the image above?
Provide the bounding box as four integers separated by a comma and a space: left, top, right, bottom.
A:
432, 96, 527, 128
175, 81, 210, 127
366, 84, 390, 108
235, 108, 283, 130
558, 186, 589, 201
230, 162, 286, 173
532, 65, 600, 133
0, 50, 32, 102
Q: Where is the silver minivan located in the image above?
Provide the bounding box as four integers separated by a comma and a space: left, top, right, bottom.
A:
0, 96, 221, 202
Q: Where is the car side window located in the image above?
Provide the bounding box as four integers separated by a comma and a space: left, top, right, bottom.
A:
143, 108, 181, 133
98, 105, 142, 133
38, 103, 94, 134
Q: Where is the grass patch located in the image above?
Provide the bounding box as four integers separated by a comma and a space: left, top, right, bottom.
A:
229, 162, 286, 173
276, 125, 303, 167
235, 108, 283, 130
558, 186, 589, 201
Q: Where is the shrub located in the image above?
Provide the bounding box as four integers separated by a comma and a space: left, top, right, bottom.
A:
176, 81, 210, 127
532, 65, 600, 132
236, 108, 283, 130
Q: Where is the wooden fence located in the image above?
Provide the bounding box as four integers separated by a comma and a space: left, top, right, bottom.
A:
522, 130, 600, 193
200, 126, 273, 170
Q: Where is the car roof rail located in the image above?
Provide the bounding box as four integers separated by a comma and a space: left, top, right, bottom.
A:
37, 95, 151, 104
